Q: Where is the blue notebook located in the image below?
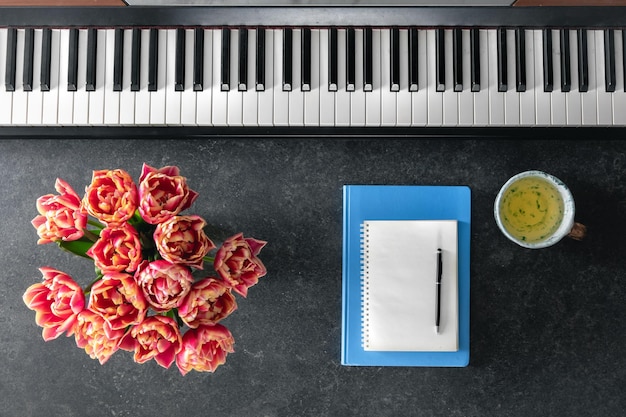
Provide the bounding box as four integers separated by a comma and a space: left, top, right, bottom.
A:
341, 185, 471, 367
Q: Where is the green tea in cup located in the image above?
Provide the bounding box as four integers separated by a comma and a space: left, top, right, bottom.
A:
494, 171, 582, 249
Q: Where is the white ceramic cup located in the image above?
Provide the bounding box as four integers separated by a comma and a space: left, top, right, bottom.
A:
494, 170, 583, 249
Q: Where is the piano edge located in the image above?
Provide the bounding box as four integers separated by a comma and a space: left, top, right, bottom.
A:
0, 7, 625, 29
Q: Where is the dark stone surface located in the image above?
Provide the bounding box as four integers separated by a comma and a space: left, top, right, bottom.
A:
1, 138, 625, 417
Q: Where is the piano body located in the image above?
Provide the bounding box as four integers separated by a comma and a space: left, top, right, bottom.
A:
0, 6, 625, 138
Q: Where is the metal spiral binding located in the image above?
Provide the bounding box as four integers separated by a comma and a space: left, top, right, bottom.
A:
360, 222, 370, 349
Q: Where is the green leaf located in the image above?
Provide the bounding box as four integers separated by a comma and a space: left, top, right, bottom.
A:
57, 238, 94, 259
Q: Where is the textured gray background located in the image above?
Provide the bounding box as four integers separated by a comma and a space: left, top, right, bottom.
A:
1, 138, 625, 417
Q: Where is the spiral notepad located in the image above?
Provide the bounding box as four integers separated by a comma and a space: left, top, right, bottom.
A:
361, 220, 459, 352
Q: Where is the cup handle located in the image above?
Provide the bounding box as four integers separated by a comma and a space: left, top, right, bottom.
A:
567, 222, 587, 241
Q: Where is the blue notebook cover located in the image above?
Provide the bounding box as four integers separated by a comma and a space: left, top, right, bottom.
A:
341, 185, 471, 367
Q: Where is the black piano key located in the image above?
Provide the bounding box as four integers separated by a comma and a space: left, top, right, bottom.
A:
470, 28, 480, 92
193, 28, 204, 91
390, 27, 400, 92
67, 28, 79, 92
175, 28, 185, 92
497, 28, 507, 92
515, 28, 526, 92
577, 29, 588, 92
301, 28, 311, 92
453, 28, 463, 92
542, 29, 553, 93
148, 28, 158, 92
408, 28, 418, 92
23, 28, 34, 92
328, 27, 338, 92
221, 28, 230, 91
560, 29, 571, 92
86, 28, 97, 92
346, 27, 355, 92
238, 28, 248, 91
40, 28, 52, 92
256, 27, 265, 91
604, 29, 616, 93
131, 29, 141, 92
623, 30, 626, 92
5, 28, 16, 92
363, 27, 373, 92
436, 28, 445, 92
112, 28, 123, 92
282, 28, 292, 92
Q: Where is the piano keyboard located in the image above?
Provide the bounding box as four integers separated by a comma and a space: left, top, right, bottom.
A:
1, 6, 625, 128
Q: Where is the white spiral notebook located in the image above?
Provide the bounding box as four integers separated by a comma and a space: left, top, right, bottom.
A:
361, 220, 459, 352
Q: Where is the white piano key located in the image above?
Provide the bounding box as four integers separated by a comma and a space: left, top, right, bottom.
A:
258, 28, 274, 126
289, 28, 304, 126
595, 29, 613, 125
443, 29, 458, 126
42, 29, 60, 125
73, 29, 89, 125
12, 29, 27, 125
150, 29, 167, 125
534, 29, 551, 126
458, 29, 474, 126
350, 28, 366, 126
304, 28, 320, 126
27, 29, 43, 125
119, 29, 135, 125
473, 29, 489, 126
0, 29, 12, 125
566, 29, 582, 125
88, 29, 106, 125
550, 29, 566, 126
581, 30, 598, 125
380, 29, 396, 126
196, 29, 212, 126
104, 29, 120, 125
613, 30, 626, 125
242, 28, 258, 126
365, 28, 381, 126
135, 29, 152, 125
58, 29, 74, 125
411, 29, 428, 126
319, 29, 335, 126
273, 29, 289, 126
181, 29, 197, 125
520, 28, 536, 125
487, 29, 504, 126
211, 29, 228, 126
504, 29, 520, 126
427, 30, 443, 126
228, 29, 243, 126
335, 28, 350, 126
396, 29, 411, 126
165, 29, 182, 125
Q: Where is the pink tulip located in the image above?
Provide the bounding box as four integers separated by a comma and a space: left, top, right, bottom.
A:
153, 215, 215, 269
118, 315, 182, 369
176, 324, 235, 375
22, 267, 85, 341
178, 278, 237, 328
83, 169, 138, 226
138, 163, 198, 224
87, 223, 142, 273
31, 178, 87, 244
74, 309, 126, 364
214, 233, 267, 297
88, 272, 148, 330
134, 260, 193, 312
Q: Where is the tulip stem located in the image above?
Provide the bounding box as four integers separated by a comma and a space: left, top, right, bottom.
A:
83, 229, 100, 243
87, 219, 104, 229
203, 256, 215, 263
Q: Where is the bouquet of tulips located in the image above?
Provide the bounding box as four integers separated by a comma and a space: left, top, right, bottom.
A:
23, 164, 267, 375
